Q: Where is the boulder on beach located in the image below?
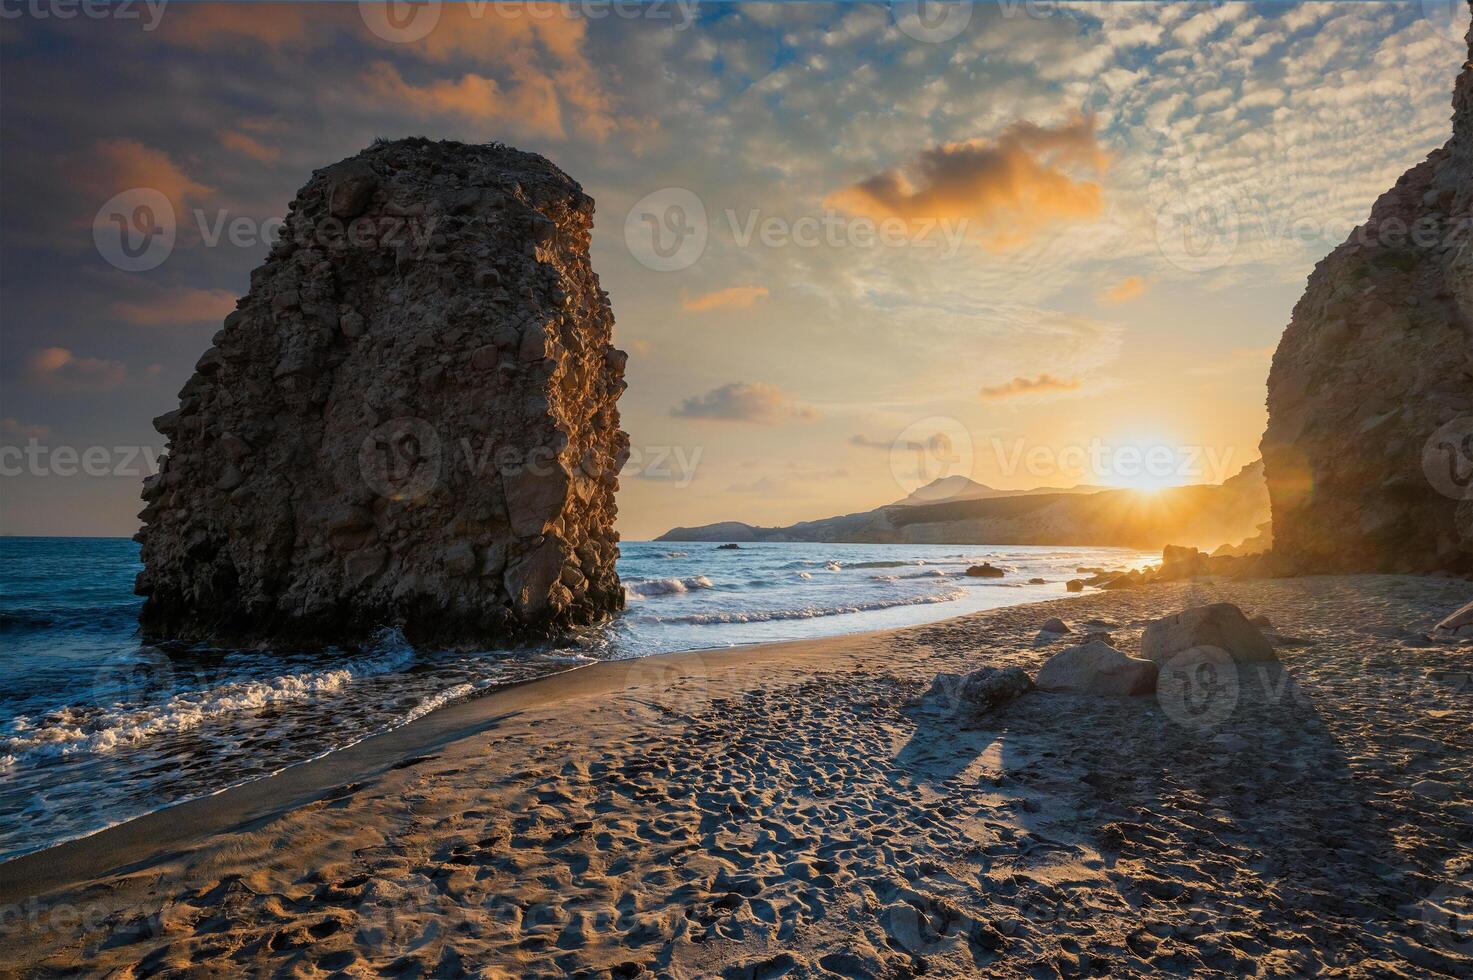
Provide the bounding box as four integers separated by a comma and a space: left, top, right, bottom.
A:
1155, 545, 1209, 580
1040, 617, 1070, 634
135, 139, 628, 646
1139, 602, 1277, 666
1435, 598, 1473, 633
965, 563, 1006, 578
927, 666, 1033, 716
1066, 579, 1085, 593
1036, 640, 1158, 696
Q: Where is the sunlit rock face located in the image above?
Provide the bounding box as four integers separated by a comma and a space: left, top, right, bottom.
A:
136, 139, 628, 645
1262, 12, 1473, 574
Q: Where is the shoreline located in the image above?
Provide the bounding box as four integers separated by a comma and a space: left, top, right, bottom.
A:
0, 603, 972, 905
4, 573, 1470, 977
0, 543, 1154, 876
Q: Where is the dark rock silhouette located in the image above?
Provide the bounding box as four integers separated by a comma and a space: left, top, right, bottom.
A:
1262, 11, 1473, 574
136, 139, 628, 645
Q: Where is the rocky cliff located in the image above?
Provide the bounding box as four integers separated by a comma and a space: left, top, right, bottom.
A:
1261, 13, 1473, 574
136, 139, 629, 645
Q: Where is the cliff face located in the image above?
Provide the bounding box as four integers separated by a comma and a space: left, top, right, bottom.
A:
1261, 12, 1473, 574
136, 139, 629, 645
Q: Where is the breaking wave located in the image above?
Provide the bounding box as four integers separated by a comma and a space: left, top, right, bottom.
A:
622, 575, 716, 599
0, 628, 417, 765
639, 589, 966, 626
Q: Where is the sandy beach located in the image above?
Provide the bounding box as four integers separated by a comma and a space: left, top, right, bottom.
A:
0, 575, 1469, 978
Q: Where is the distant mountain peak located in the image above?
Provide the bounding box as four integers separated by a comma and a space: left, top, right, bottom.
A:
894, 476, 997, 506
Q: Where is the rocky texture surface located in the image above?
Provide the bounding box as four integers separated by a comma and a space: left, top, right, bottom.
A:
926, 665, 1034, 717
1262, 13, 1473, 574
1139, 603, 1277, 667
136, 139, 628, 645
1035, 640, 1158, 696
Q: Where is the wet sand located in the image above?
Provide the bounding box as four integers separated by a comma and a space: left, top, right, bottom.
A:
1, 575, 1471, 978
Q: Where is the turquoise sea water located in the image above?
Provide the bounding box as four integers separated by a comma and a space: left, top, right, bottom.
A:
0, 536, 1153, 861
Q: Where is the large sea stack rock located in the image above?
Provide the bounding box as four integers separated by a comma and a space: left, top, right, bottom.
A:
136, 139, 629, 645
1261, 12, 1473, 574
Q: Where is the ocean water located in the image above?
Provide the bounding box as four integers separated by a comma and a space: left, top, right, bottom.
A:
0, 536, 1154, 861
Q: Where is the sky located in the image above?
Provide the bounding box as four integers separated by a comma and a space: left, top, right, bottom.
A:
0, 0, 1468, 540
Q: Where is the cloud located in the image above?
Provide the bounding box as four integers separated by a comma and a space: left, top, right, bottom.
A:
682, 286, 770, 312
2, 418, 50, 440
1099, 276, 1148, 304
155, 2, 313, 48
671, 382, 816, 424
219, 130, 281, 163
979, 374, 1081, 400
825, 115, 1109, 250
362, 61, 565, 137
849, 433, 891, 451
725, 475, 803, 496
111, 287, 238, 327
77, 139, 212, 228
26, 348, 127, 392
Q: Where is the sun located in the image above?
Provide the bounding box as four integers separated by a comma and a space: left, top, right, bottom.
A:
1097, 435, 1196, 492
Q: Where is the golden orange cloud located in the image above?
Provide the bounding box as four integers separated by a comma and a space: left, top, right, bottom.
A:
682, 286, 770, 312
2, 418, 50, 440
363, 62, 565, 138
1099, 275, 1148, 304
155, 2, 313, 48
219, 130, 281, 163
356, 6, 618, 141
826, 116, 1108, 250
111, 288, 238, 327
979, 374, 1081, 399
26, 348, 128, 392
76, 139, 212, 235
